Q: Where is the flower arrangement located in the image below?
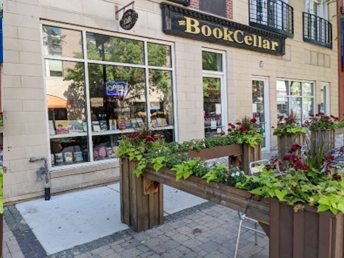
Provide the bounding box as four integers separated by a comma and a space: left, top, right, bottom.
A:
272, 109, 306, 137
227, 116, 264, 147
304, 112, 340, 131
236, 140, 344, 214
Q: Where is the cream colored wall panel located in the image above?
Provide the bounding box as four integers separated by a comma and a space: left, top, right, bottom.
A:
176, 91, 186, 101
82, 0, 116, 19
5, 171, 29, 185
22, 100, 45, 111
19, 52, 42, 65
21, 75, 44, 89
25, 122, 47, 135
3, 13, 39, 29
5, 147, 27, 161
18, 27, 40, 41
5, 111, 45, 124
3, 25, 18, 39
4, 37, 41, 53
26, 145, 49, 159
40, 0, 83, 13
44, 8, 83, 26
8, 179, 42, 198
4, 124, 25, 137
3, 100, 23, 111
82, 16, 118, 32
16, 0, 39, 5
5, 88, 43, 100
4, 50, 20, 63
7, 134, 45, 148
178, 99, 196, 109
9, 158, 36, 173
7, 1, 46, 17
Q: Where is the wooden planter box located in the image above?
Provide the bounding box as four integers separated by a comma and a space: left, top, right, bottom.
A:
310, 129, 335, 152
143, 166, 270, 225
278, 133, 305, 160
120, 157, 164, 232
269, 199, 344, 258
187, 144, 261, 175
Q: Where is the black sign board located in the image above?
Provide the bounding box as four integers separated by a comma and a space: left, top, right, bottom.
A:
120, 9, 138, 30
161, 3, 286, 55
168, 0, 190, 6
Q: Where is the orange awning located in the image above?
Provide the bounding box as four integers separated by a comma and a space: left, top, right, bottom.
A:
47, 94, 71, 109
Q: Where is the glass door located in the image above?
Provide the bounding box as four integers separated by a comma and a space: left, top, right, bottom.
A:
252, 78, 270, 150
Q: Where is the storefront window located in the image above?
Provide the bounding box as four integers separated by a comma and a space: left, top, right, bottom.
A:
202, 50, 225, 137
43, 25, 175, 167
276, 80, 314, 123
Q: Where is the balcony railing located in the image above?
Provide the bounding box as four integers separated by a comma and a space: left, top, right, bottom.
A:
303, 12, 332, 49
249, 0, 294, 37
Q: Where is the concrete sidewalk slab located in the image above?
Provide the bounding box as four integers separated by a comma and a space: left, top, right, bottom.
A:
15, 183, 207, 255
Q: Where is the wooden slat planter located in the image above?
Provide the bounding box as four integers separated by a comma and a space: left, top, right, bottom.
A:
278, 133, 305, 160
241, 144, 261, 175
120, 157, 164, 232
310, 129, 335, 152
269, 199, 344, 258
143, 166, 270, 225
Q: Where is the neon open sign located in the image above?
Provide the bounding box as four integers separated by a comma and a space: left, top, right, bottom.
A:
105, 81, 128, 97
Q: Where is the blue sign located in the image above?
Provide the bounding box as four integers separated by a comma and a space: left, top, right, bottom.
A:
105, 81, 128, 97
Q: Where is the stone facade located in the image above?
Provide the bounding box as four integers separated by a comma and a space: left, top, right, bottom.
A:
2, 0, 338, 203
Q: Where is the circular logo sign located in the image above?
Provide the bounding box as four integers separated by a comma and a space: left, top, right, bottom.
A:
120, 9, 138, 30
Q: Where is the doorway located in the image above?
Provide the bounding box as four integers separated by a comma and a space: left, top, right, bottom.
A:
252, 78, 270, 150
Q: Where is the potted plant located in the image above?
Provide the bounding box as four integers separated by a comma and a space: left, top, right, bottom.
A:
236, 140, 344, 257
228, 116, 264, 173
304, 112, 341, 151
272, 109, 306, 159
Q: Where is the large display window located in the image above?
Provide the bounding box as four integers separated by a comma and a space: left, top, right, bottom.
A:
43, 25, 175, 167
276, 80, 314, 122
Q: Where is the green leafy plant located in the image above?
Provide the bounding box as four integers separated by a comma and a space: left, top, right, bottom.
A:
227, 116, 264, 147
273, 109, 306, 137
237, 140, 344, 215
304, 112, 340, 131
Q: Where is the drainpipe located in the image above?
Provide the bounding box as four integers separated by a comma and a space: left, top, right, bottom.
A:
29, 157, 50, 200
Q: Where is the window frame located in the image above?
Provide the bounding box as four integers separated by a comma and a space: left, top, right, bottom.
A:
202, 49, 227, 137
42, 22, 176, 169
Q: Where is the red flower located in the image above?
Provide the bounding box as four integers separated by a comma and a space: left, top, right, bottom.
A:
326, 156, 334, 162
220, 131, 225, 136
240, 126, 247, 132
251, 118, 257, 123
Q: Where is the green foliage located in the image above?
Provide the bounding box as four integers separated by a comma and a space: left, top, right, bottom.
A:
171, 159, 199, 181
228, 116, 264, 147
305, 113, 340, 131
273, 109, 306, 138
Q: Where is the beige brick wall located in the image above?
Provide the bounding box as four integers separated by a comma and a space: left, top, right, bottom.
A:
2, 0, 339, 202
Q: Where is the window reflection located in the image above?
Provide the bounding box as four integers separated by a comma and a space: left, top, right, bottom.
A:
42, 25, 83, 58
148, 43, 171, 67
202, 51, 223, 71
148, 69, 173, 127
86, 32, 144, 64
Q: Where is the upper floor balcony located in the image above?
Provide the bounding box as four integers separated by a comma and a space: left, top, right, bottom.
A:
249, 0, 294, 38
303, 12, 332, 49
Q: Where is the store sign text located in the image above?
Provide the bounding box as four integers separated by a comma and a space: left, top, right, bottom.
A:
161, 3, 285, 55
184, 17, 279, 51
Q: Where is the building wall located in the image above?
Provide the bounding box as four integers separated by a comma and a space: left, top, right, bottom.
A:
3, 0, 339, 203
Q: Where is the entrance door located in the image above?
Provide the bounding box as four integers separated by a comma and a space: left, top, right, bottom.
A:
252, 78, 270, 150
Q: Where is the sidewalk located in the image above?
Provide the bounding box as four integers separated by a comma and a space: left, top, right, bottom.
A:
3, 183, 269, 258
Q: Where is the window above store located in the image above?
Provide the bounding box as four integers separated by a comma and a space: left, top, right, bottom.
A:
199, 0, 226, 17
249, 0, 294, 38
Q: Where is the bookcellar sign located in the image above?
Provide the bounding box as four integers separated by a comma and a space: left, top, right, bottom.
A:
160, 3, 286, 55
